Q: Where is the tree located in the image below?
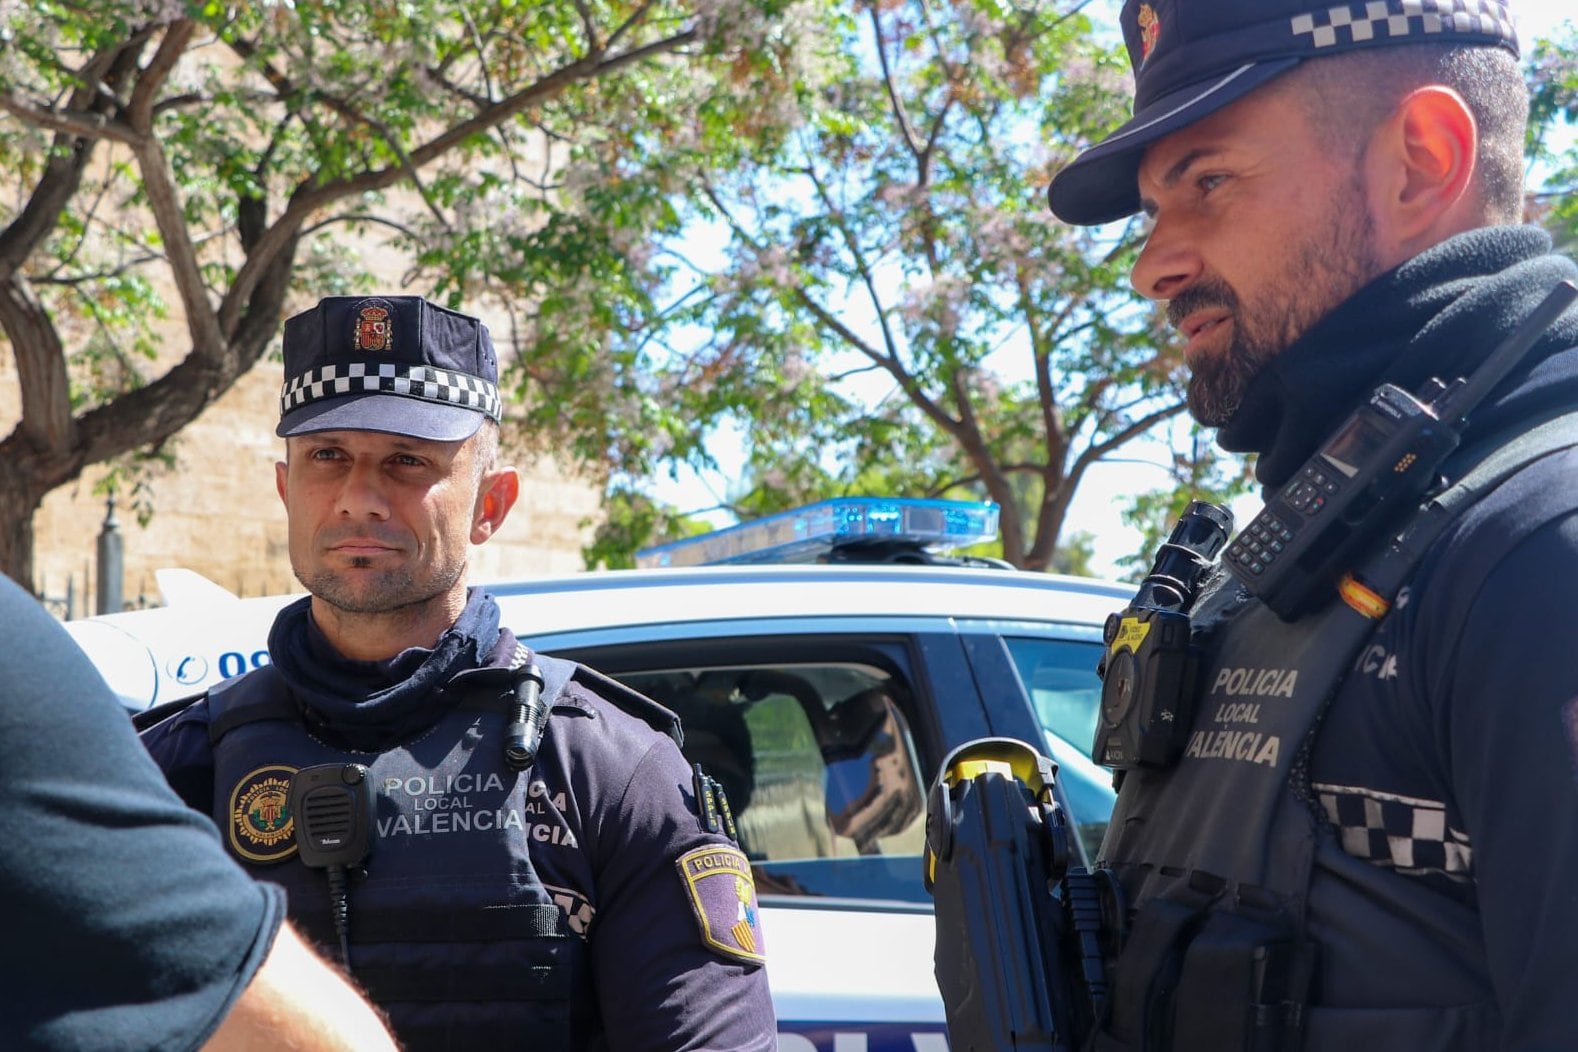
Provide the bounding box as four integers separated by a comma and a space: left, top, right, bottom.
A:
471, 0, 1248, 571
1528, 24, 1578, 249
0, 0, 827, 588
489, 6, 1578, 574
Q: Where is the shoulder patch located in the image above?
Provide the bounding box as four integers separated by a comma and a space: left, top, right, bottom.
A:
228, 764, 299, 863
676, 845, 766, 965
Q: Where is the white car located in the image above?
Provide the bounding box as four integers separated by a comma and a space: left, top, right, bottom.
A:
67, 498, 1130, 1051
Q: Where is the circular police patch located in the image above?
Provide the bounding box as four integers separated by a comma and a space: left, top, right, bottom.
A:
676, 845, 766, 965
228, 764, 299, 863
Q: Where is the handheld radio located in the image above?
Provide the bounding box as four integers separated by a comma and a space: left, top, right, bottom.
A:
1223, 280, 1578, 620
289, 763, 375, 966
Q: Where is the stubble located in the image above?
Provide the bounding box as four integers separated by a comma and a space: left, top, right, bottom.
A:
1175, 176, 1382, 427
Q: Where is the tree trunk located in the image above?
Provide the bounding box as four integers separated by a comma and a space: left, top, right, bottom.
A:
0, 456, 46, 592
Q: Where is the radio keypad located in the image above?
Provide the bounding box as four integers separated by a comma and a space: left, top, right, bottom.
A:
1227, 514, 1294, 576
1285, 465, 1341, 516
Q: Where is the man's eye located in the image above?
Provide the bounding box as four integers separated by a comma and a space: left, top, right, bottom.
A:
1198, 173, 1227, 193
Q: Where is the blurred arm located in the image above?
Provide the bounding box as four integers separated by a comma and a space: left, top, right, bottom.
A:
203, 921, 398, 1052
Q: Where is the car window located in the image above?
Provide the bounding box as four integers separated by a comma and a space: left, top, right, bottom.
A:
1004, 637, 1104, 759
1002, 636, 1114, 861
614, 661, 930, 905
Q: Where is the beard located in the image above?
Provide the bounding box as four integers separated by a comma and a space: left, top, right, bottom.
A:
293, 533, 466, 617
295, 562, 459, 616
1172, 181, 1382, 427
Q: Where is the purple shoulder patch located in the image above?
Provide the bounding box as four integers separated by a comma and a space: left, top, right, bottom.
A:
675, 845, 767, 965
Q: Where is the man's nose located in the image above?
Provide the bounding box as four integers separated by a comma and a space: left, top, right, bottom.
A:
1130, 213, 1202, 302
335, 461, 391, 519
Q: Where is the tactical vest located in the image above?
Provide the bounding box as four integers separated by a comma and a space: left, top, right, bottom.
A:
1090, 418, 1578, 1052
1091, 575, 1492, 1051
207, 655, 588, 1052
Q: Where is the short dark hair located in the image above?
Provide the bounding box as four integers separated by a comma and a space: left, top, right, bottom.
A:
470, 418, 500, 481
1279, 44, 1528, 223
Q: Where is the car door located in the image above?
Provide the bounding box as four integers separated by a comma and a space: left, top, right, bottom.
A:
525, 612, 1109, 1050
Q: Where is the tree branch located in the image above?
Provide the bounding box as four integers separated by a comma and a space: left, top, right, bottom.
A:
127, 19, 195, 129
797, 159, 906, 365
607, 0, 660, 50
131, 133, 226, 364
0, 93, 138, 145
868, 6, 925, 159
220, 28, 699, 334
0, 278, 75, 454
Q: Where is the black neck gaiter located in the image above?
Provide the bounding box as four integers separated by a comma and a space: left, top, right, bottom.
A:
265, 588, 503, 751
1218, 226, 1578, 492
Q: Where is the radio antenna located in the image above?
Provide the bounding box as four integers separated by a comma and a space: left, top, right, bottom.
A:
1435, 280, 1577, 426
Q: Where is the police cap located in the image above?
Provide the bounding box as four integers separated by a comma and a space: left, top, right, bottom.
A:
276, 295, 503, 442
1048, 0, 1520, 226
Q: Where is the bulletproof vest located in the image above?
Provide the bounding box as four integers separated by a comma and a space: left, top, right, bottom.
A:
206, 656, 588, 1052
1090, 417, 1578, 1052
1092, 574, 1372, 1051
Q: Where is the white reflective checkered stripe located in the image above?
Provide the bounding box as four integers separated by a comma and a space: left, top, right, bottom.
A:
1291, 0, 1513, 49
280, 362, 502, 421
1314, 781, 1474, 883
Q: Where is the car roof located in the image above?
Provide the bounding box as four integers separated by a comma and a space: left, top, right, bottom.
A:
490, 563, 1132, 636
64, 564, 1133, 710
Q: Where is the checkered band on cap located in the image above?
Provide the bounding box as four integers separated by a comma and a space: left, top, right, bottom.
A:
1291, 0, 1513, 50
280, 361, 503, 422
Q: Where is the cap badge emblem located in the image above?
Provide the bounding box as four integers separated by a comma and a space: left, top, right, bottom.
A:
353, 303, 392, 352
1137, 3, 1161, 63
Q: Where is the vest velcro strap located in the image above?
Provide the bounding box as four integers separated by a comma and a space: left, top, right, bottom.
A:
359, 960, 576, 1004
343, 902, 570, 943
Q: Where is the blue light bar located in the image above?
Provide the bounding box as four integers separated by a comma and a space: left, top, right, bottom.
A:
635, 497, 1001, 569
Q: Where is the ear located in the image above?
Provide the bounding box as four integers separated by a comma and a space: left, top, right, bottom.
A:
1365, 86, 1477, 256
275, 458, 289, 506
471, 466, 520, 545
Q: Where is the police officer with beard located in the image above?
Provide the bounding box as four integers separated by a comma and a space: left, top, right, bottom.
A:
1036, 0, 1578, 1047
141, 296, 777, 1051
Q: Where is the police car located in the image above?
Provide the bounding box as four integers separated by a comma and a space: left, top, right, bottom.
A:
67, 497, 1128, 1051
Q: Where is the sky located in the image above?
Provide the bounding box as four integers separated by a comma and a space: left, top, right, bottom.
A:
650, 0, 1578, 581
1515, 0, 1572, 41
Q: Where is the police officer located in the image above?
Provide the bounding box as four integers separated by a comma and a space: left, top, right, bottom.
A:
141, 296, 777, 1051
1044, 0, 1578, 1047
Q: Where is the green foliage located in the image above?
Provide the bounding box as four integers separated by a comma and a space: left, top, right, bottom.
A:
545, 10, 1578, 572
1050, 530, 1098, 578
487, 0, 1221, 570
1527, 23, 1578, 250
0, 0, 835, 583
6, 0, 1574, 586
1113, 428, 1256, 577
583, 486, 713, 570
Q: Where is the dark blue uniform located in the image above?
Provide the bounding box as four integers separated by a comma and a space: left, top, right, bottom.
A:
1094, 227, 1578, 1050
0, 574, 284, 1051
142, 588, 777, 1051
